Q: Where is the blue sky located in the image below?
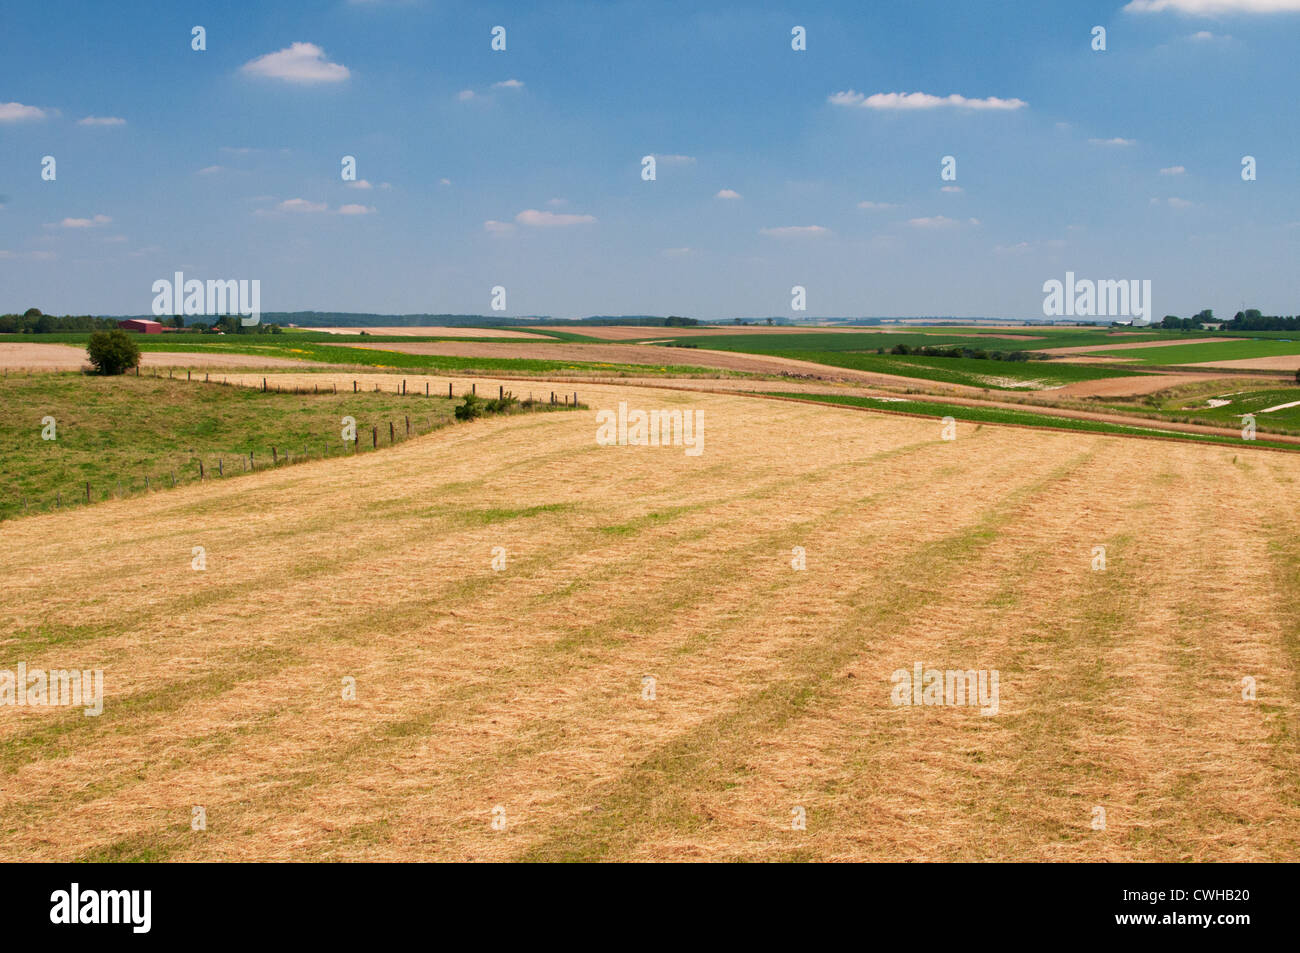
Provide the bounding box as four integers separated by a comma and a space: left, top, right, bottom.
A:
2, 0, 1298, 320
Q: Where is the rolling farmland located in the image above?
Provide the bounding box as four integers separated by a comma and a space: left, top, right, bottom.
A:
2, 374, 1298, 861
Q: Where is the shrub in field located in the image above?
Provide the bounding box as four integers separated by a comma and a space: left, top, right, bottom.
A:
454, 392, 484, 420
86, 329, 141, 375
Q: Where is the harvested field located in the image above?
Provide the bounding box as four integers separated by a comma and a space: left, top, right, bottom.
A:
1186, 355, 1300, 372
340, 340, 985, 392
301, 326, 546, 338
1054, 373, 1226, 398
2, 376, 1297, 861
0, 343, 316, 372
536, 325, 1044, 341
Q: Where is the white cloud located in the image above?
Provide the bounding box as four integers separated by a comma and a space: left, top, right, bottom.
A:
0, 102, 47, 122
829, 90, 1027, 111
197, 165, 224, 175
347, 179, 374, 190
457, 89, 476, 101
907, 215, 979, 228
484, 220, 515, 234
491, 79, 524, 89
759, 225, 829, 238
221, 146, 257, 155
77, 116, 125, 126
439, 178, 451, 186
277, 198, 328, 213
1150, 196, 1195, 208
1125, 0, 1300, 13
655, 154, 696, 165
715, 189, 742, 199
241, 43, 350, 84
1160, 165, 1187, 175
1089, 137, 1137, 146
338, 204, 374, 215
58, 214, 112, 228
545, 197, 567, 207
857, 200, 898, 210
515, 209, 596, 226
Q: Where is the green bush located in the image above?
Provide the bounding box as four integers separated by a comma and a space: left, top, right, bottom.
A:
85, 329, 141, 375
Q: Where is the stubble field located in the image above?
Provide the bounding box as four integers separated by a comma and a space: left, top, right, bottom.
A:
1, 375, 1297, 861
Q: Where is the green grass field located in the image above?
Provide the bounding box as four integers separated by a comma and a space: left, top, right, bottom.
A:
761, 391, 1299, 451
1166, 387, 1300, 429
0, 373, 573, 521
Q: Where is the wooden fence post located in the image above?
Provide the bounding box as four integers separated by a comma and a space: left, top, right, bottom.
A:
372, 426, 377, 449
170, 470, 176, 487
272, 446, 278, 465
448, 382, 453, 398
250, 452, 254, 471
218, 458, 224, 477
353, 380, 357, 393
262, 377, 267, 392
472, 383, 476, 395
402, 379, 406, 395
199, 461, 205, 480
499, 385, 503, 399
405, 416, 410, 435
425, 382, 429, 396
85, 482, 91, 503
389, 421, 395, 442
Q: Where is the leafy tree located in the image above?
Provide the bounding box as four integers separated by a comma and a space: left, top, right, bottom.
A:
86, 329, 141, 375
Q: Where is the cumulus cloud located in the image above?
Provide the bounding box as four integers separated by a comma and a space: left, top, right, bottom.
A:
484, 220, 515, 234
1160, 165, 1187, 175
1125, 0, 1299, 13
58, 214, 112, 228
277, 198, 328, 213
77, 116, 125, 126
457, 89, 476, 101
338, 204, 374, 215
197, 165, 224, 175
829, 90, 1027, 110
347, 179, 374, 190
715, 189, 742, 199
515, 209, 596, 226
241, 43, 350, 84
1089, 137, 1136, 146
759, 225, 829, 238
491, 79, 524, 89
0, 102, 47, 121
908, 215, 980, 228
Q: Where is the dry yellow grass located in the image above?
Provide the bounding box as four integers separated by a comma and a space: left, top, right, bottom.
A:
0, 375, 1297, 861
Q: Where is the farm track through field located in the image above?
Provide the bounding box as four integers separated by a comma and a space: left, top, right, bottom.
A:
0, 377, 1296, 860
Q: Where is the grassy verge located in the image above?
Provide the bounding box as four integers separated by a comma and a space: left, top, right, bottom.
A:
0, 374, 577, 520
760, 391, 1300, 451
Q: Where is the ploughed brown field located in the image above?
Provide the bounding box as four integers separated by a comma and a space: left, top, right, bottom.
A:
2, 375, 1297, 861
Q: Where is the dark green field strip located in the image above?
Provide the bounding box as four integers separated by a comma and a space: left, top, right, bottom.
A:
759, 391, 1300, 452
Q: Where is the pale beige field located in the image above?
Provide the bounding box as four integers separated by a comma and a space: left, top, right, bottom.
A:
302, 326, 546, 338
1, 376, 1298, 861
0, 343, 313, 371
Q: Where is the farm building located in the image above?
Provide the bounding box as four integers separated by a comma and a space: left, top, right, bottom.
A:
117, 318, 163, 334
